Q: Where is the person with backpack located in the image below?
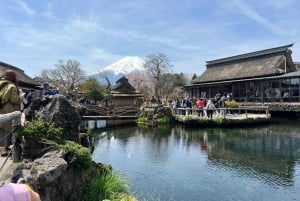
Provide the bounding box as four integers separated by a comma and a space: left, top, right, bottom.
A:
0, 70, 21, 156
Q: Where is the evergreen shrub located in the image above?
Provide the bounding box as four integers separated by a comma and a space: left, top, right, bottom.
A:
62, 140, 92, 169
17, 120, 63, 143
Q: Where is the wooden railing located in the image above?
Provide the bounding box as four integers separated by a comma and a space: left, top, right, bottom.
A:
0, 111, 22, 167
175, 106, 270, 119
85, 104, 140, 117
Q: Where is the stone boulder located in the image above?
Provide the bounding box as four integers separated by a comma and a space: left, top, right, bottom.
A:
25, 94, 81, 142
12, 149, 105, 201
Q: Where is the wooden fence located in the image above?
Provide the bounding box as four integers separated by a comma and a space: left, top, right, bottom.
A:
175, 106, 270, 119
0, 111, 22, 167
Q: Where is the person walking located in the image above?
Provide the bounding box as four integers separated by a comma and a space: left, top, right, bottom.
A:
0, 70, 21, 156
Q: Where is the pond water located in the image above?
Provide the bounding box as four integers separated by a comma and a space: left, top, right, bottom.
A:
92, 120, 300, 201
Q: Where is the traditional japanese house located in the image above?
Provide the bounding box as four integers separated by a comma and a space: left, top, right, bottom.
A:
0, 61, 40, 91
184, 44, 300, 103
110, 76, 143, 107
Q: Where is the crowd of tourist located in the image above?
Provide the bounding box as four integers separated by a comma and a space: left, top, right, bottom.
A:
148, 93, 233, 119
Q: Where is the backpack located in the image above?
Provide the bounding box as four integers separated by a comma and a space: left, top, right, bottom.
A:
0, 82, 8, 109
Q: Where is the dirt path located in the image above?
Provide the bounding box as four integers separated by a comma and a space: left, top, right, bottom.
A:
0, 155, 17, 184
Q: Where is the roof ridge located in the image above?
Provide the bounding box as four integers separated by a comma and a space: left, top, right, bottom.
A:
206, 43, 293, 66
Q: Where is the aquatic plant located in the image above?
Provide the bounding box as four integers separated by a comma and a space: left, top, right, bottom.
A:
136, 117, 148, 125
213, 116, 224, 124
81, 171, 137, 201
157, 116, 173, 124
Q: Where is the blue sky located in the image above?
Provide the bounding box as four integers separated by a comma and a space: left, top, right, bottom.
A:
0, 0, 300, 77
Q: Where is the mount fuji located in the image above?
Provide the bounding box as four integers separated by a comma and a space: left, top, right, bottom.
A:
88, 56, 146, 84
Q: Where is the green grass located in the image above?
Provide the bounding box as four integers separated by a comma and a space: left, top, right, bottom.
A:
81, 171, 137, 201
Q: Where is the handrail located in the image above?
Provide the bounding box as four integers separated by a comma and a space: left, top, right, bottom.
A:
0, 111, 22, 164
175, 106, 270, 119
0, 111, 22, 126
85, 104, 139, 117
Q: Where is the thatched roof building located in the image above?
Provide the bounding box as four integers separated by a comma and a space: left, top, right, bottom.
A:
0, 61, 40, 90
110, 76, 143, 107
193, 44, 296, 84
112, 76, 138, 94
184, 44, 300, 103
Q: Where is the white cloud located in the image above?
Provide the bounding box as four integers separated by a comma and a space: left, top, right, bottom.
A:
230, 0, 285, 35
88, 48, 122, 63
16, 0, 35, 17
0, 0, 299, 77
264, 0, 296, 9
42, 2, 61, 22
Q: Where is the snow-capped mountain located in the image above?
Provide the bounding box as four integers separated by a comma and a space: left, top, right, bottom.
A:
88, 56, 146, 84
99, 56, 145, 74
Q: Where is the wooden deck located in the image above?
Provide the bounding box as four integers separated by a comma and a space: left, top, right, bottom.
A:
175, 107, 271, 127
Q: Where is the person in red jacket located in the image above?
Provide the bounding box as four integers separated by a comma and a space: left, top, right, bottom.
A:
196, 98, 205, 117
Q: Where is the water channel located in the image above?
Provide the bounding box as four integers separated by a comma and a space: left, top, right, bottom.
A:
92, 120, 300, 201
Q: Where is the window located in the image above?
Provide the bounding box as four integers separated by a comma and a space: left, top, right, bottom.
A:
281, 79, 290, 102
246, 81, 261, 102
290, 78, 299, 102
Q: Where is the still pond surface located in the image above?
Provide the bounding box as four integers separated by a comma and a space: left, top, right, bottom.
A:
92, 120, 300, 201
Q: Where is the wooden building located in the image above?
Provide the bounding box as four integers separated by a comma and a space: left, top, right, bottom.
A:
110, 76, 143, 107
184, 44, 300, 103
0, 61, 40, 91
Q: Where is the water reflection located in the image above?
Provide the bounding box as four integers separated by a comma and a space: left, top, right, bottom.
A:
198, 129, 299, 187
92, 121, 300, 201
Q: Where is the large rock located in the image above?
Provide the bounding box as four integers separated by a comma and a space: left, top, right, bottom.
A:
25, 94, 81, 142
14, 94, 109, 201
12, 149, 104, 201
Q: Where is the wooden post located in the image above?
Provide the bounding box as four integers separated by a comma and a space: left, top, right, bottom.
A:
0, 111, 22, 162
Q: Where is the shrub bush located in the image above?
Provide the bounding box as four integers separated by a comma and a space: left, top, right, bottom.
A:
17, 120, 63, 143
225, 100, 239, 108
62, 141, 92, 169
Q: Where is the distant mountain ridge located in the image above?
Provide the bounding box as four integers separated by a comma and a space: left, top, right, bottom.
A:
88, 56, 146, 84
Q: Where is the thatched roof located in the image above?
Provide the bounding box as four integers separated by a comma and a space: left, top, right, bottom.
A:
193, 44, 297, 84
0, 61, 40, 88
111, 76, 139, 94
